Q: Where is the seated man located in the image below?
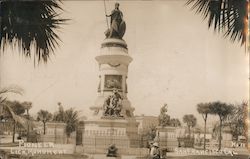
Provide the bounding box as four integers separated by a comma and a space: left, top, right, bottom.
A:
150, 142, 161, 159
107, 144, 118, 157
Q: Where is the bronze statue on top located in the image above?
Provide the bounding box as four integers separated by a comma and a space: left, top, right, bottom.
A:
105, 3, 126, 39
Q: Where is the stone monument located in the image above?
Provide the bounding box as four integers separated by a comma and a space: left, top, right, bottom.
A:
82, 3, 139, 154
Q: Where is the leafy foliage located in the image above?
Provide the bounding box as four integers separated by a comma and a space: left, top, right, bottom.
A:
169, 118, 181, 127
209, 101, 234, 121
158, 104, 170, 127
208, 101, 234, 150
146, 126, 157, 141
159, 104, 181, 128
0, 0, 67, 63
0, 100, 26, 120
64, 108, 78, 137
52, 103, 79, 139
183, 114, 197, 128
225, 101, 248, 140
37, 109, 52, 134
0, 100, 28, 142
186, 0, 248, 45
197, 102, 212, 150
183, 114, 197, 137
37, 110, 52, 123
197, 103, 211, 120
9, 101, 26, 115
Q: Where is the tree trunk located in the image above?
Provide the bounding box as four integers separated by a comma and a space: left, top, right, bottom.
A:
203, 119, 207, 150
188, 126, 191, 138
67, 135, 70, 144
218, 118, 222, 150
12, 121, 16, 143
43, 122, 46, 135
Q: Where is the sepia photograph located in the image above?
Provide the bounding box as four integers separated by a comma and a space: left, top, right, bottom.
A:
0, 0, 249, 159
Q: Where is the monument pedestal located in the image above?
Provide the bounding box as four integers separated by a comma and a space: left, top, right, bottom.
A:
82, 38, 139, 154
83, 118, 139, 153
155, 126, 179, 151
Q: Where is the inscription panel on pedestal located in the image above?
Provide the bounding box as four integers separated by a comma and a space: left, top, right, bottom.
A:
104, 75, 122, 91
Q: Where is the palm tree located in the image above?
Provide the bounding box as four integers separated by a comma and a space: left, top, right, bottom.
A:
0, 0, 66, 63
64, 108, 78, 143
209, 101, 234, 150
183, 114, 197, 137
52, 103, 79, 143
197, 102, 212, 150
186, 0, 248, 45
37, 110, 52, 135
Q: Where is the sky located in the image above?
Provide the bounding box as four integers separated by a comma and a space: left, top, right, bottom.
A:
0, 1, 249, 125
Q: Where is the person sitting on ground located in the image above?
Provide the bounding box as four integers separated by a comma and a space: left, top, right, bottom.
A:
150, 142, 160, 159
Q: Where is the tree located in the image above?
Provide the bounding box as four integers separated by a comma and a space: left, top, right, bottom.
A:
158, 104, 170, 127
169, 118, 181, 127
0, 87, 34, 143
0, 0, 66, 63
209, 101, 234, 150
9, 101, 26, 143
52, 103, 79, 143
0, 86, 27, 143
21, 102, 32, 137
226, 101, 248, 141
22, 102, 32, 116
146, 126, 157, 141
186, 0, 248, 45
64, 108, 78, 143
1, 100, 26, 143
37, 110, 52, 135
183, 114, 197, 137
197, 102, 212, 150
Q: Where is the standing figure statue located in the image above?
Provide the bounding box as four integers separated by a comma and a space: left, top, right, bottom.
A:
105, 3, 126, 39
103, 88, 123, 117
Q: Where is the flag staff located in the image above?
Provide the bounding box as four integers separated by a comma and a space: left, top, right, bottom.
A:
103, 0, 109, 29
